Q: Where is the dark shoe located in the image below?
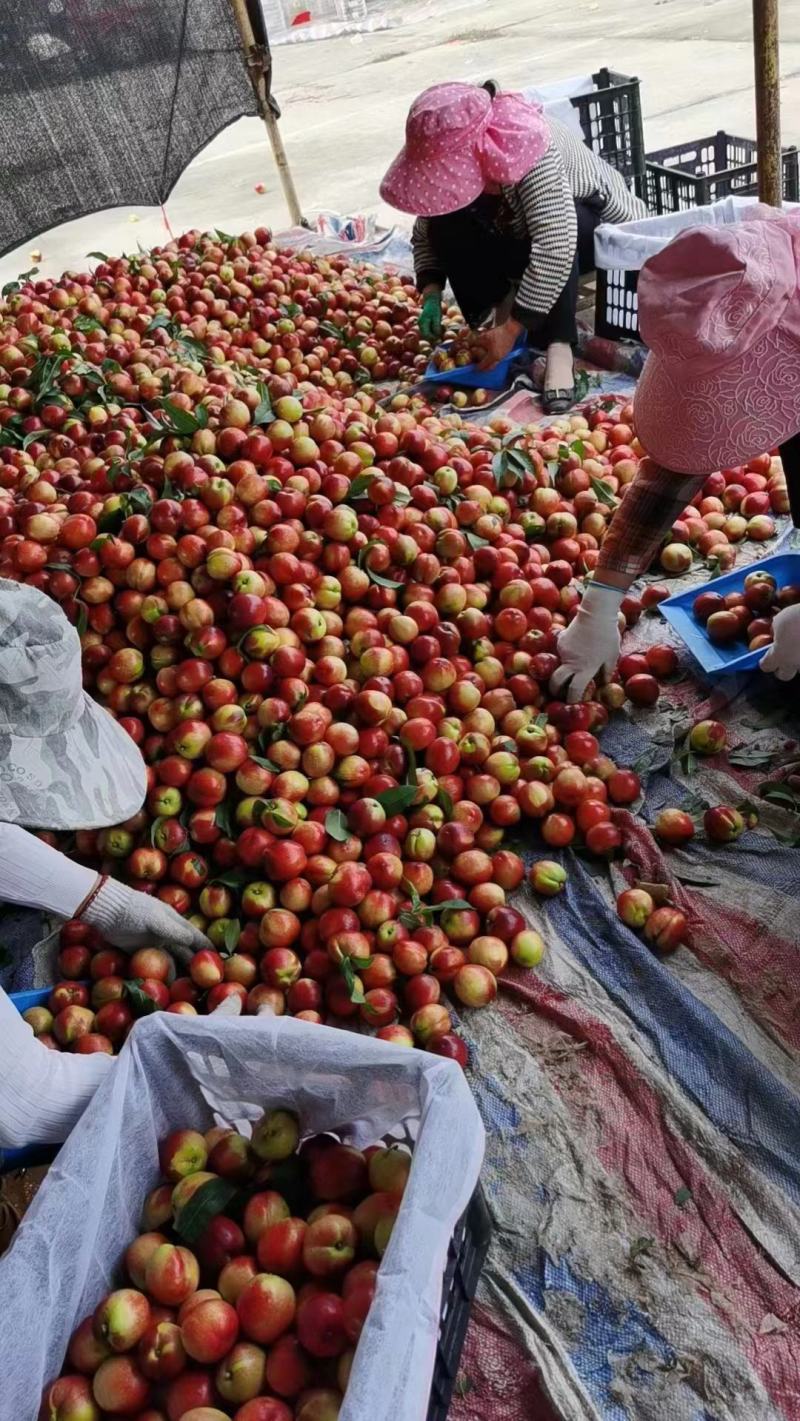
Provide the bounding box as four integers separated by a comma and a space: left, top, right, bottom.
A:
542, 386, 576, 415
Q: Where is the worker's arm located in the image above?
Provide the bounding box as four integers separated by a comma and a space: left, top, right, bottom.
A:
551, 459, 706, 700
0, 823, 209, 964
553, 446, 800, 700
0, 985, 113, 1148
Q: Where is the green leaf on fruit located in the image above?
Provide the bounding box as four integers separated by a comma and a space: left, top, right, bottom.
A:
393, 485, 412, 507
258, 723, 288, 750
680, 790, 710, 817
176, 336, 208, 363
2, 267, 39, 298
149, 816, 167, 849
349, 955, 374, 970
325, 808, 350, 842
86, 251, 110, 262
73, 314, 104, 334
250, 754, 280, 772
215, 801, 236, 839
403, 744, 418, 787
154, 399, 209, 435
253, 382, 274, 427
758, 783, 800, 809
211, 868, 250, 890
145, 312, 173, 332
124, 981, 159, 1017
174, 1177, 241, 1245
465, 531, 488, 550
222, 919, 241, 956
728, 748, 776, 768
367, 567, 404, 590
375, 785, 419, 816
346, 472, 376, 500
260, 800, 294, 831
213, 229, 236, 246
319, 321, 345, 341
435, 788, 455, 821
589, 476, 618, 509
75, 602, 88, 638
573, 368, 597, 402
429, 897, 471, 914
340, 956, 366, 1004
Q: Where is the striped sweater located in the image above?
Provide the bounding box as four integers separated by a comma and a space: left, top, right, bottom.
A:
413, 116, 647, 322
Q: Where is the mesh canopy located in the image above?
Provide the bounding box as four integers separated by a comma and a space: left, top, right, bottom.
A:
0, 0, 262, 258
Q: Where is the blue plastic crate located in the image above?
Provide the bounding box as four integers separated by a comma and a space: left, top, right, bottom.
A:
9, 986, 51, 1014
423, 332, 528, 391
1, 987, 60, 1174
659, 551, 800, 676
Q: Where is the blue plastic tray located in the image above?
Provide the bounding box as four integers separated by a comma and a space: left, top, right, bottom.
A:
2, 987, 60, 1173
423, 332, 528, 390
659, 551, 800, 676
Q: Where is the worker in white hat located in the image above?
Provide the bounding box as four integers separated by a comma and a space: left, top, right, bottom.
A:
0, 578, 211, 1149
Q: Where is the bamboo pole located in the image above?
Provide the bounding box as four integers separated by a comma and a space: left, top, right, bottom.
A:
229, 0, 304, 227
753, 0, 782, 206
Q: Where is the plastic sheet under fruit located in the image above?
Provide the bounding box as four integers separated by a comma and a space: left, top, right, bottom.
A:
0, 1012, 484, 1421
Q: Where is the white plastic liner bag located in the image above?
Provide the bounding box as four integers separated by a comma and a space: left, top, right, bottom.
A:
522, 74, 594, 138
0, 1012, 485, 1420
593, 195, 799, 272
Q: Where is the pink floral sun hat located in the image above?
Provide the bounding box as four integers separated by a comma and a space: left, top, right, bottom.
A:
634, 206, 800, 474
380, 83, 550, 217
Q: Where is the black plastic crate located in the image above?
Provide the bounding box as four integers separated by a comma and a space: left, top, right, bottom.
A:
645, 131, 800, 213
428, 1183, 492, 1421
570, 67, 645, 190
595, 266, 642, 343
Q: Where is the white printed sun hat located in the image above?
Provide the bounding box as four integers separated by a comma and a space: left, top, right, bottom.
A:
0, 578, 147, 830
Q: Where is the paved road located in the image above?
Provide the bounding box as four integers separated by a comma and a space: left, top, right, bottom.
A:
2, 0, 799, 282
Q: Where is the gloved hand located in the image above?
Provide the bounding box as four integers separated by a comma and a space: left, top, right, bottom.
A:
83, 877, 210, 965
550, 582, 625, 703
760, 604, 800, 681
418, 290, 442, 342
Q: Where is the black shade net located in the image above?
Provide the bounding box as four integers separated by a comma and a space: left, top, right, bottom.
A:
0, 0, 271, 258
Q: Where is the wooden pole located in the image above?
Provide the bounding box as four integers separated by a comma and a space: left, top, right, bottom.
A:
229, 0, 304, 227
753, 0, 782, 206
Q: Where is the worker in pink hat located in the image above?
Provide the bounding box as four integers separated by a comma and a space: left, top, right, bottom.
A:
381, 81, 646, 413
552, 205, 800, 700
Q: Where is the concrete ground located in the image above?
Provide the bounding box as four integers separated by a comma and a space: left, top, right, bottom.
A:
2, 0, 800, 283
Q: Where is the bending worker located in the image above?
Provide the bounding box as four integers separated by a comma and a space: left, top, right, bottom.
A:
381, 80, 646, 413
0, 578, 210, 1148
552, 206, 800, 701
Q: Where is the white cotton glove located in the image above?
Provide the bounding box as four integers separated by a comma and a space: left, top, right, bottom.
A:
84, 878, 210, 965
550, 582, 625, 703
760, 605, 800, 682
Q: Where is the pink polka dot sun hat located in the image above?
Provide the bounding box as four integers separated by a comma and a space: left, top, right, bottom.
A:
634, 206, 800, 474
380, 83, 550, 217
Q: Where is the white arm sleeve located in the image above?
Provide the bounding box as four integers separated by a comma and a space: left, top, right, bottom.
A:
0, 822, 97, 919
0, 987, 113, 1148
